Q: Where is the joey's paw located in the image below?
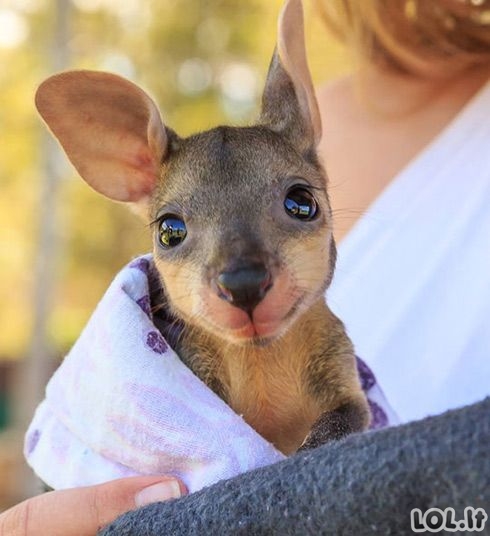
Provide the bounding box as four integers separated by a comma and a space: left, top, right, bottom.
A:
298, 412, 342, 452
297, 400, 371, 452
298, 432, 328, 452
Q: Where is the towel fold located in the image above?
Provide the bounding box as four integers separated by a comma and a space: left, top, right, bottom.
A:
25, 255, 395, 493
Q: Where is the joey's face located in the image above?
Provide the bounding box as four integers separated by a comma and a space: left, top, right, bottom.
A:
34, 0, 324, 346
150, 126, 335, 345
33, 0, 326, 345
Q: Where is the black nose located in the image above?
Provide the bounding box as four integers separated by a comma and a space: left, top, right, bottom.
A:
216, 264, 272, 313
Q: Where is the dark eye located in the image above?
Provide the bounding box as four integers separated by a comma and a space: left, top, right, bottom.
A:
158, 215, 187, 248
284, 187, 318, 221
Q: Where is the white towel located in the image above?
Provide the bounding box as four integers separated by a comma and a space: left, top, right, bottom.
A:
25, 255, 394, 493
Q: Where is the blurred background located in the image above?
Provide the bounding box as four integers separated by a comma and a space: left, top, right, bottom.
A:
0, 0, 350, 510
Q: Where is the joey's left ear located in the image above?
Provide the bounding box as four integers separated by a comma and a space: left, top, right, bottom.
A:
260, 0, 321, 151
35, 70, 169, 205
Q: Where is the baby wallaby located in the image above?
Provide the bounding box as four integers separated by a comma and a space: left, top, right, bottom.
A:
35, 0, 370, 454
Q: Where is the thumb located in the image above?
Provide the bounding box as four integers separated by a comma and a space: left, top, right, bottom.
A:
0, 476, 185, 536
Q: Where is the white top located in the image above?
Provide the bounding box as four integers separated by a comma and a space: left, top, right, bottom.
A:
328, 80, 490, 424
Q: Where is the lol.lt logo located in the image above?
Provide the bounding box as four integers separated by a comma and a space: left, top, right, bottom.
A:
411, 507, 487, 532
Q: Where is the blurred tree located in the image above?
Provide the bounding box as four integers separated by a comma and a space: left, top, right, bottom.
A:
14, 0, 73, 498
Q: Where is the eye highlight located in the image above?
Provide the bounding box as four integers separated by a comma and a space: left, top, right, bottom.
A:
158, 215, 187, 248
284, 187, 318, 221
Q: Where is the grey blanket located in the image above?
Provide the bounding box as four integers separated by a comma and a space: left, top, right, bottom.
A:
100, 396, 490, 535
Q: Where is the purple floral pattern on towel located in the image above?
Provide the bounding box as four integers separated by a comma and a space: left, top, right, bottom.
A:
368, 399, 389, 429
356, 357, 376, 391
130, 257, 150, 274
136, 295, 152, 318
26, 428, 41, 456
356, 356, 389, 430
146, 330, 168, 354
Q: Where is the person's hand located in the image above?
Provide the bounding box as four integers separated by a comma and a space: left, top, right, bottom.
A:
0, 475, 185, 536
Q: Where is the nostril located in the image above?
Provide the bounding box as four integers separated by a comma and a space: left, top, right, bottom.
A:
259, 271, 273, 295
216, 280, 234, 303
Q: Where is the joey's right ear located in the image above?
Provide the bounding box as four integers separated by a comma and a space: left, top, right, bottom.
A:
35, 70, 169, 203
260, 0, 321, 152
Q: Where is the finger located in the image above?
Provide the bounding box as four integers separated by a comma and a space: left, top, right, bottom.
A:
0, 476, 185, 536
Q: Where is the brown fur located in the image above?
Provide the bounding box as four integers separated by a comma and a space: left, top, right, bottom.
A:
35, 0, 370, 455
159, 296, 366, 454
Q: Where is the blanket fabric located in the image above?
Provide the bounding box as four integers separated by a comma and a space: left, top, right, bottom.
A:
100, 396, 490, 536
25, 255, 394, 494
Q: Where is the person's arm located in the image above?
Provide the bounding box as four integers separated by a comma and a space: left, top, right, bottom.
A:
0, 476, 184, 536
100, 396, 490, 535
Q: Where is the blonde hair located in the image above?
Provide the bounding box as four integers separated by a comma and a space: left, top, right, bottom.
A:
314, 0, 490, 77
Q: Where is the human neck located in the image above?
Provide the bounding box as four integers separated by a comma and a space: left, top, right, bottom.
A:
354, 63, 490, 119
316, 63, 489, 242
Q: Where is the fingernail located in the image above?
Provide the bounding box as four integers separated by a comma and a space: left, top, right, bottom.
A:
135, 479, 182, 507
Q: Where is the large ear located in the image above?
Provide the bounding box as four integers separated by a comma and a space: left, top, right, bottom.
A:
35, 70, 168, 203
260, 0, 321, 150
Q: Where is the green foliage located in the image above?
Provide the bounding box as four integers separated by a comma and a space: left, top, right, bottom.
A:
0, 0, 350, 359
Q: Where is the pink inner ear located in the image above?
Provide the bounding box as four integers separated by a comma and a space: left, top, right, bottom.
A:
75, 145, 158, 202
124, 145, 161, 198
36, 70, 168, 203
